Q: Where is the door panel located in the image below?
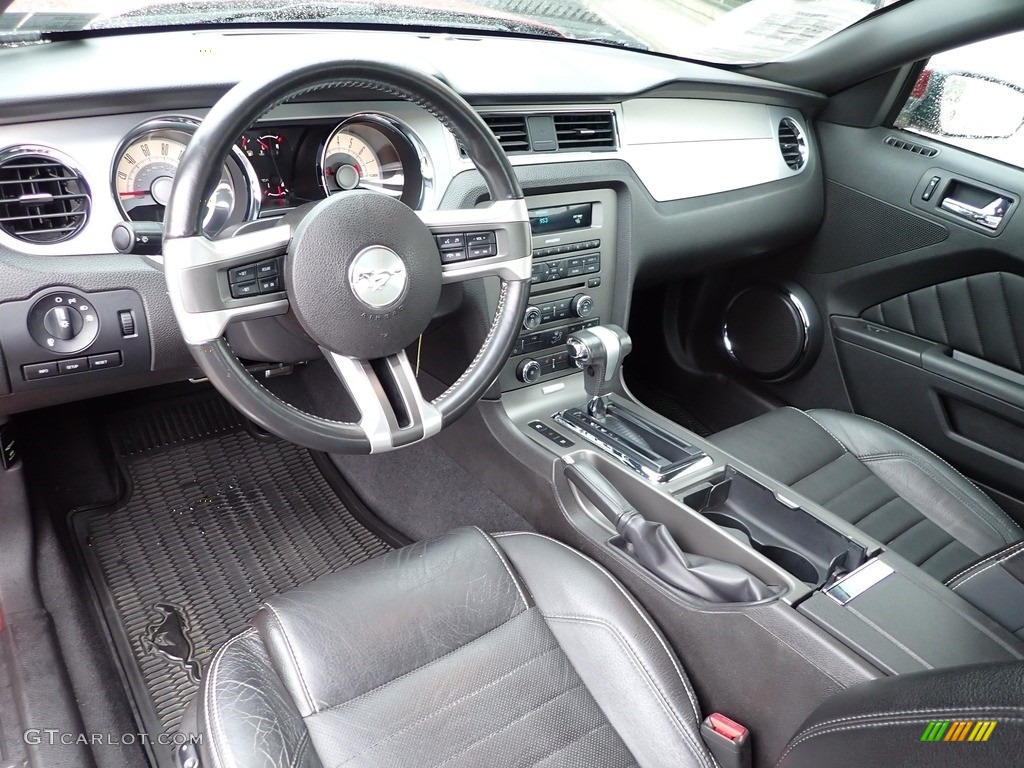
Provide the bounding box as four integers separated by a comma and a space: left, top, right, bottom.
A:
860, 272, 1024, 373
726, 119, 1024, 522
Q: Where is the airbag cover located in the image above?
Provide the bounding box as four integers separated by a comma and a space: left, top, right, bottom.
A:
285, 190, 441, 359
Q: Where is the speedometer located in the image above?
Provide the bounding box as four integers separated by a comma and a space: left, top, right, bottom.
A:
112, 117, 259, 238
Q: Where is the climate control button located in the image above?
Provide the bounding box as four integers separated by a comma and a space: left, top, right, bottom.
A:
522, 305, 542, 331
572, 293, 595, 318
517, 358, 542, 384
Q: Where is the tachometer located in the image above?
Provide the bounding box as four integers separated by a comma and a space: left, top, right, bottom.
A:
319, 115, 427, 208
322, 130, 383, 192
112, 117, 259, 238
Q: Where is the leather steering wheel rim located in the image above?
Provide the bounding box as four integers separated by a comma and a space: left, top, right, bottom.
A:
162, 60, 531, 454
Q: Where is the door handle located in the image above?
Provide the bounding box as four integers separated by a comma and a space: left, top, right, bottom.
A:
940, 195, 1011, 229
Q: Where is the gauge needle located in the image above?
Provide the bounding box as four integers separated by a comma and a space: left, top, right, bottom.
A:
118, 191, 149, 198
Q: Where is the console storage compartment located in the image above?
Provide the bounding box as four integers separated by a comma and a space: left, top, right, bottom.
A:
562, 451, 810, 602
680, 467, 868, 588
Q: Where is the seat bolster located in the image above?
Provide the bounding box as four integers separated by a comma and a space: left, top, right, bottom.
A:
808, 409, 1022, 551
196, 628, 323, 768
495, 532, 714, 768
776, 662, 1024, 767
948, 541, 1024, 640
712, 407, 848, 485
253, 527, 529, 716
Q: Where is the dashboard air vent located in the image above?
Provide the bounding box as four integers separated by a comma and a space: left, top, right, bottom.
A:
482, 114, 531, 154
552, 112, 616, 150
884, 135, 939, 157
464, 110, 618, 156
0, 148, 90, 244
778, 118, 808, 171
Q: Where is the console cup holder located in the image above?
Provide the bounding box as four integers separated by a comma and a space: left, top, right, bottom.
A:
702, 512, 821, 585
680, 467, 866, 588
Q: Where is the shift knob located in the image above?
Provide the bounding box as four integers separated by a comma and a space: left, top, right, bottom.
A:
566, 324, 632, 404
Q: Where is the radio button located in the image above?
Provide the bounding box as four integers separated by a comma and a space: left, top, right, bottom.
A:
436, 234, 466, 250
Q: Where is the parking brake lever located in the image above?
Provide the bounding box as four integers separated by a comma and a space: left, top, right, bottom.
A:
564, 460, 779, 603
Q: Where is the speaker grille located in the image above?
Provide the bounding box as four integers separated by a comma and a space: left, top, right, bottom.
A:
724, 286, 808, 379
801, 181, 948, 274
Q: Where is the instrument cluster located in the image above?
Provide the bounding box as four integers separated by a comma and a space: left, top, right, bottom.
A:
111, 113, 428, 236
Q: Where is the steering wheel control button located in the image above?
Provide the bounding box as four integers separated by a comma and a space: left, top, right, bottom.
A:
230, 281, 260, 299
287, 189, 441, 359
28, 291, 99, 354
466, 231, 496, 245
227, 256, 286, 296
258, 276, 282, 293
440, 248, 467, 264
57, 357, 87, 374
468, 243, 497, 259
435, 233, 465, 250
88, 351, 122, 370
22, 362, 58, 380
256, 259, 279, 277
228, 264, 257, 284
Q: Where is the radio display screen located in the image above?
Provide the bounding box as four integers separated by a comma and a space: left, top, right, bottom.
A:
529, 203, 593, 234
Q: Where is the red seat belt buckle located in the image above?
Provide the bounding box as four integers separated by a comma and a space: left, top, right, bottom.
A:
700, 713, 751, 768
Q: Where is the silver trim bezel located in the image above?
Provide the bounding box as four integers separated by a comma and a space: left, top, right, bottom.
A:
110, 114, 262, 236
318, 112, 433, 208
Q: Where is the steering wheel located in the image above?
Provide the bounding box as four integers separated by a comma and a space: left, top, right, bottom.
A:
162, 61, 531, 454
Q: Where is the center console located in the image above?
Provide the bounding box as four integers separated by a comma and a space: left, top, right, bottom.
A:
501, 319, 1024, 676
498, 189, 616, 391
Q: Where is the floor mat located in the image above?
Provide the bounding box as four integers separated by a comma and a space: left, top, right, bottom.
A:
71, 394, 393, 767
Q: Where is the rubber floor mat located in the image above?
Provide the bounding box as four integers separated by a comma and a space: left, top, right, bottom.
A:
71, 394, 392, 767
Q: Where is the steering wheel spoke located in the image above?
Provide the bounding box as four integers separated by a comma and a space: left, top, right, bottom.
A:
163, 223, 292, 344
418, 199, 532, 284
322, 348, 442, 452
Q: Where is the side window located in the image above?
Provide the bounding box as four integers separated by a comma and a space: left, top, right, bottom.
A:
894, 31, 1024, 169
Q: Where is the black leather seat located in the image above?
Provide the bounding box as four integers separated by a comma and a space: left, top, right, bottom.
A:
185, 527, 716, 768
711, 408, 1023, 582
186, 526, 1024, 767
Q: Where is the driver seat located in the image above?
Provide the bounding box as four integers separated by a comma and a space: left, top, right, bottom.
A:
183, 527, 1024, 768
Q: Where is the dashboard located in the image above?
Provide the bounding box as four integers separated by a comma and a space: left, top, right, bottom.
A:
0, 27, 826, 414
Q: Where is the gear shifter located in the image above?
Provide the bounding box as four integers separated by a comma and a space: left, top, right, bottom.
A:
557, 324, 710, 483
566, 324, 632, 418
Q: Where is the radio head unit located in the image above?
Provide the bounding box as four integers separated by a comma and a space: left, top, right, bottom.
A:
529, 203, 593, 234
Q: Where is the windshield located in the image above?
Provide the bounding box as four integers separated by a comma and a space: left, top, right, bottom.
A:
2, 0, 906, 64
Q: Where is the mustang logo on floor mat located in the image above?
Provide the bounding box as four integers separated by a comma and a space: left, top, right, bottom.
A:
141, 603, 202, 683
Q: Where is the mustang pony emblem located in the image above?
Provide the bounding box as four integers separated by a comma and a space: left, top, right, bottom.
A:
353, 268, 403, 292
141, 602, 202, 683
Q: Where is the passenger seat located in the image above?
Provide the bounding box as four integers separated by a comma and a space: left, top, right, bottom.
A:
711, 407, 1023, 582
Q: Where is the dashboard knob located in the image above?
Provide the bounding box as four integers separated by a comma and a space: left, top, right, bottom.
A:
43, 305, 83, 341
516, 358, 542, 384
572, 294, 595, 318
522, 305, 542, 331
